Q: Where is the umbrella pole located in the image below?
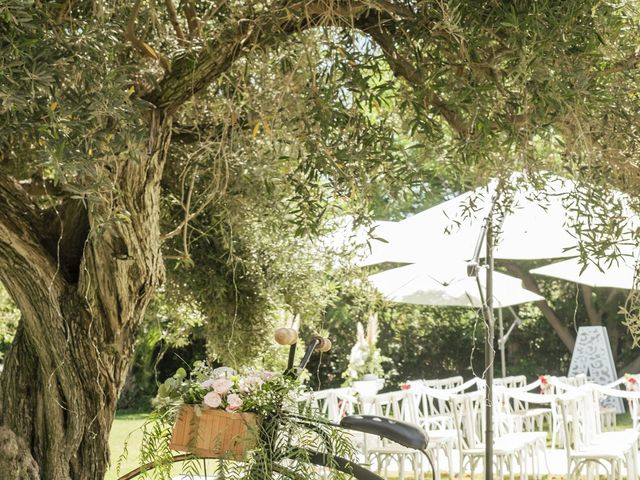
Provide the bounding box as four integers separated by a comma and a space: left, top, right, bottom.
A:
498, 308, 506, 378
484, 215, 495, 480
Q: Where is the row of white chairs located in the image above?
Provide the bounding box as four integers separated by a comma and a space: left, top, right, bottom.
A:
300, 374, 640, 480
500, 380, 640, 479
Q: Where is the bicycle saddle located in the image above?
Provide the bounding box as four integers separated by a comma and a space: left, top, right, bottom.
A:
340, 415, 428, 450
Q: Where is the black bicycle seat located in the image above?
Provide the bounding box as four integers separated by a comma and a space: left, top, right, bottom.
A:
340, 415, 428, 450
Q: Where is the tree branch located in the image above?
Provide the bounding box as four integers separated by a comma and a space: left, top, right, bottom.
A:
125, 0, 171, 72
200, 0, 228, 29
581, 285, 603, 326
0, 176, 63, 291
147, 0, 469, 137
146, 0, 413, 112
163, 0, 187, 44
0, 173, 89, 283
0, 175, 69, 379
503, 262, 576, 352
183, 0, 200, 40
171, 117, 248, 144
355, 12, 470, 137
56, 0, 75, 23
605, 288, 620, 306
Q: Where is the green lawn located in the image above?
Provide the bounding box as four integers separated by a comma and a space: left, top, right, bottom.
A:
106, 411, 218, 479
106, 412, 148, 480
615, 411, 632, 430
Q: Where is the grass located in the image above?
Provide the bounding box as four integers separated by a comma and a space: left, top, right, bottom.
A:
615, 411, 632, 430
106, 411, 218, 479
105, 412, 148, 480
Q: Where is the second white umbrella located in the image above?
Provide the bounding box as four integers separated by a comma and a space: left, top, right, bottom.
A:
368, 260, 544, 308
531, 255, 638, 290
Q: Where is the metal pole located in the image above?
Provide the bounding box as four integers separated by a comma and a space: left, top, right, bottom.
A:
466, 182, 503, 480
498, 308, 506, 378
484, 215, 494, 480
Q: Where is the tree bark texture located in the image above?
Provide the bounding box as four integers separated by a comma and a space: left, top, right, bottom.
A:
0, 110, 171, 479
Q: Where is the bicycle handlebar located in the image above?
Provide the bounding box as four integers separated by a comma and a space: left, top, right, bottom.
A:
274, 328, 298, 345
314, 336, 332, 353
274, 328, 330, 353
274, 328, 331, 375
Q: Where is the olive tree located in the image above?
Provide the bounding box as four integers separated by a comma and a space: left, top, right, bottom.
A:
1, 0, 639, 478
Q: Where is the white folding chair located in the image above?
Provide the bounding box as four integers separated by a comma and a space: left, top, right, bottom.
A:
409, 386, 458, 478
504, 378, 553, 433
363, 390, 428, 480
298, 387, 355, 422
449, 391, 531, 480
495, 387, 550, 480
494, 375, 527, 389
558, 390, 636, 480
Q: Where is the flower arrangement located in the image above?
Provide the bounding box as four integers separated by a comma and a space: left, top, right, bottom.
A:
342, 313, 388, 385
155, 362, 300, 417
539, 374, 552, 394
625, 373, 639, 391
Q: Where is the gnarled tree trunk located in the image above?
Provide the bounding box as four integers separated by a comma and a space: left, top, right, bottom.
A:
0, 110, 171, 479
0, 3, 419, 477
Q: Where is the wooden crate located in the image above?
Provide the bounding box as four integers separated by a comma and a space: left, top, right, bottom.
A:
169, 406, 261, 460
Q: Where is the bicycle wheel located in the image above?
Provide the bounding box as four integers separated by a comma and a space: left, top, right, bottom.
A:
285, 448, 384, 480
117, 454, 202, 479
117, 454, 312, 480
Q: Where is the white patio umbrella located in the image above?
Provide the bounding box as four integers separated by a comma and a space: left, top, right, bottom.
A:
531, 255, 638, 290
368, 252, 541, 480
358, 174, 586, 480
358, 174, 637, 267
368, 260, 544, 307
329, 174, 588, 267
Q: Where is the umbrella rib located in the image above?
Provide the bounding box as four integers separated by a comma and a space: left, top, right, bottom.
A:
381, 271, 432, 297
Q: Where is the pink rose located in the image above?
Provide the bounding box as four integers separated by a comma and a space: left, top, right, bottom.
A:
204, 391, 222, 408
260, 371, 275, 381
212, 378, 234, 396
226, 393, 243, 412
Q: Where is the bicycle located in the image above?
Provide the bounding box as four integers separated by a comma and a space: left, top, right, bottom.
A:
118, 329, 434, 479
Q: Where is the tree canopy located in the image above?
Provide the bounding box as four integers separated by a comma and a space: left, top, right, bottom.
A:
1, 0, 640, 477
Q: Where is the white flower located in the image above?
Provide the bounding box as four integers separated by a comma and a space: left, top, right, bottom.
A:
239, 375, 263, 393
201, 379, 216, 389
203, 391, 222, 408
212, 367, 236, 378
212, 378, 234, 396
